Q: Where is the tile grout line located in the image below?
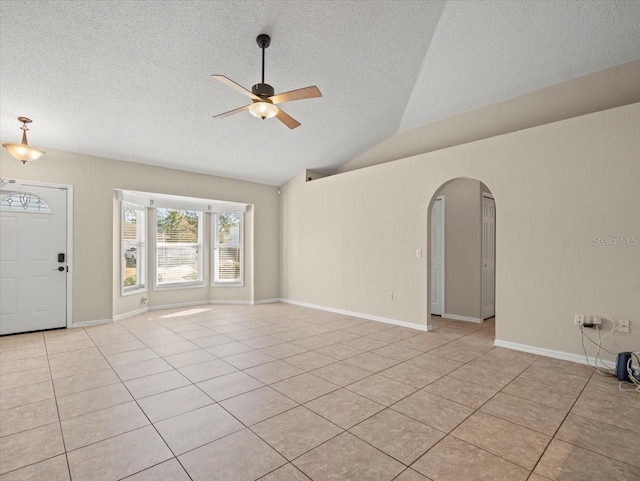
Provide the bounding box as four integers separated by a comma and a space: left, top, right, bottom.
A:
91, 325, 197, 481
332, 322, 536, 476
447, 343, 638, 477
44, 329, 74, 481
7, 309, 634, 480
261, 353, 479, 479
226, 323, 496, 478
1, 313, 474, 478
131, 311, 334, 473
526, 367, 636, 477
133, 312, 306, 478
0, 334, 60, 478
125, 311, 401, 480
409, 324, 547, 475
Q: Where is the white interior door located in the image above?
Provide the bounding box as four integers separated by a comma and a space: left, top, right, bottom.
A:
430, 197, 444, 316
1, 183, 68, 335
482, 195, 496, 319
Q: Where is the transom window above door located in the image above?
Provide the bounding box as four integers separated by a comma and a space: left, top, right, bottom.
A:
0, 192, 51, 213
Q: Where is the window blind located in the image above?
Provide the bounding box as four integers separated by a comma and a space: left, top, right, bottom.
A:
214, 212, 243, 284
156, 209, 202, 286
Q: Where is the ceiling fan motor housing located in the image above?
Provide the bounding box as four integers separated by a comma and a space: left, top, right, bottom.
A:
252, 83, 275, 98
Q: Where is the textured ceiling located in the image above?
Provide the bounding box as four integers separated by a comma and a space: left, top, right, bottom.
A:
401, 1, 640, 131
0, 0, 440, 185
1, 1, 639, 186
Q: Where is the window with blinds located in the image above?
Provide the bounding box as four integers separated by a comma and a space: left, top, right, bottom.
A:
122, 203, 146, 292
156, 209, 203, 286
213, 212, 243, 285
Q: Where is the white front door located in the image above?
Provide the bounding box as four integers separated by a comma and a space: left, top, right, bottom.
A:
430, 197, 444, 316
1, 183, 68, 335
482, 195, 496, 319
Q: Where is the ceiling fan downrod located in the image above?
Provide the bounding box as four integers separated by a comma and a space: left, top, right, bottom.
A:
253, 34, 274, 99
257, 34, 270, 84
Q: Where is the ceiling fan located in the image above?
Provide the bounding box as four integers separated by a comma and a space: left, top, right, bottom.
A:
212, 34, 321, 130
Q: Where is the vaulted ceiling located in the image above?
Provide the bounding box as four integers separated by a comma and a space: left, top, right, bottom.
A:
1, 1, 639, 185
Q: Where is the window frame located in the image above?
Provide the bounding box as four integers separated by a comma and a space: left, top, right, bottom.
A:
121, 202, 147, 295
212, 212, 244, 287
154, 208, 204, 289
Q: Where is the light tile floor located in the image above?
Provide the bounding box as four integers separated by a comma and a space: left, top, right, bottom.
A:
1, 304, 639, 480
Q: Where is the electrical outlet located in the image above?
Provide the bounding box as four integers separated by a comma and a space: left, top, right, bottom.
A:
387, 292, 393, 301
574, 314, 601, 327
619, 319, 630, 333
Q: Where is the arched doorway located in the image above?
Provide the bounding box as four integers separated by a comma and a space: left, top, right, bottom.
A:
427, 177, 496, 335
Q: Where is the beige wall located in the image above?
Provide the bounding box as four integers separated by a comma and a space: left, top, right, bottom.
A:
280, 103, 640, 359
438, 179, 483, 320
0, 149, 279, 323
338, 60, 640, 174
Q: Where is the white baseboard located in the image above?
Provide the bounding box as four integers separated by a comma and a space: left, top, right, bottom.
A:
114, 300, 212, 322
443, 313, 483, 323
113, 307, 148, 321
280, 298, 432, 332
113, 299, 267, 322
70, 318, 113, 328
210, 298, 280, 305
149, 300, 211, 311
210, 300, 253, 305
110, 298, 429, 335
494, 339, 600, 367
252, 298, 281, 305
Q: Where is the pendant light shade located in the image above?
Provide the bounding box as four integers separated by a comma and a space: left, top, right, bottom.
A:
2, 117, 46, 164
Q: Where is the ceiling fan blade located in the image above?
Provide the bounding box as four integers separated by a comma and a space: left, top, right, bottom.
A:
275, 108, 301, 130
212, 104, 251, 119
270, 86, 322, 105
212, 75, 260, 100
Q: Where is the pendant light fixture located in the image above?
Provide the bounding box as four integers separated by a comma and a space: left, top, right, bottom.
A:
2, 117, 46, 164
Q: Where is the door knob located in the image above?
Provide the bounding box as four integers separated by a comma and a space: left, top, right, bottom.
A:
52, 266, 65, 272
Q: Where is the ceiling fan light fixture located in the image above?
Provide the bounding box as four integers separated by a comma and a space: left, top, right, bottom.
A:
2, 117, 46, 164
212, 34, 320, 129
249, 100, 278, 120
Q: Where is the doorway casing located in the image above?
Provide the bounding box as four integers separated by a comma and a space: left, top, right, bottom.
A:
430, 195, 445, 316
482, 191, 496, 320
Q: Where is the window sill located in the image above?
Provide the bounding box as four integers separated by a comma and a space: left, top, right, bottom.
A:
212, 282, 244, 287
121, 287, 147, 297
154, 282, 205, 291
